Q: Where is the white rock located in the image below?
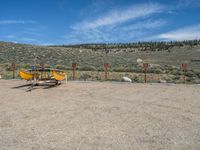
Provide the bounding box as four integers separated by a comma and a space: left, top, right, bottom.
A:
137, 58, 143, 63
160, 80, 167, 83
0, 75, 1, 79
122, 77, 132, 82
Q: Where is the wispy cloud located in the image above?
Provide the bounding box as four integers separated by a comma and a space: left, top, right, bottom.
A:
176, 0, 200, 8
5, 35, 16, 39
157, 24, 200, 41
122, 20, 167, 31
65, 19, 166, 44
79, 0, 115, 18
67, 3, 165, 43
72, 3, 163, 30
0, 20, 37, 25
22, 26, 46, 37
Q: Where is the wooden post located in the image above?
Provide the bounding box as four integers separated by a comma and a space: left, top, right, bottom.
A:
72, 63, 77, 80
12, 63, 16, 79
143, 63, 149, 83
181, 63, 188, 83
40, 63, 44, 69
104, 63, 109, 80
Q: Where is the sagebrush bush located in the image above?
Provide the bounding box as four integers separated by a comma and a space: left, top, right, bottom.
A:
79, 66, 97, 71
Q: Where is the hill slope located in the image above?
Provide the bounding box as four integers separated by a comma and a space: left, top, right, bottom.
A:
0, 41, 200, 83
0, 41, 200, 71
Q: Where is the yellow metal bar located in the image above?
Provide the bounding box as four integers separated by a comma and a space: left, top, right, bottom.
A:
19, 70, 33, 80
53, 71, 66, 81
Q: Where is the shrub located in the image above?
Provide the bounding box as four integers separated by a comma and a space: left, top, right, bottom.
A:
55, 65, 66, 70
132, 76, 139, 82
112, 67, 141, 73
79, 73, 92, 81
148, 68, 162, 74
132, 67, 143, 73
171, 70, 181, 75
79, 66, 97, 71
172, 75, 180, 81
20, 63, 31, 69
186, 71, 196, 77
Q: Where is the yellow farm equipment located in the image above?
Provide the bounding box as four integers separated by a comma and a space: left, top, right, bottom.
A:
19, 68, 67, 91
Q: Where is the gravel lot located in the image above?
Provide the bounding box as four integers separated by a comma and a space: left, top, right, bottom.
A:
0, 80, 200, 150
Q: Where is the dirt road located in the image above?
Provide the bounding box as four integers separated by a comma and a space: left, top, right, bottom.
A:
0, 80, 200, 150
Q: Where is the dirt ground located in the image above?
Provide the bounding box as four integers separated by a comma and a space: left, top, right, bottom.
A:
0, 80, 200, 150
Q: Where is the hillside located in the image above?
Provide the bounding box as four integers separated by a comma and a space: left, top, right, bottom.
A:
0, 41, 200, 83
0, 41, 200, 69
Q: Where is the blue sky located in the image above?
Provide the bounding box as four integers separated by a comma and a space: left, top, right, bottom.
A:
0, 0, 200, 45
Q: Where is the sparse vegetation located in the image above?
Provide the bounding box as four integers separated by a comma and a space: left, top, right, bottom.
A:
0, 40, 200, 83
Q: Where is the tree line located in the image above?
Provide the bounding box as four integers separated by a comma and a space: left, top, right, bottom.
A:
50, 39, 200, 51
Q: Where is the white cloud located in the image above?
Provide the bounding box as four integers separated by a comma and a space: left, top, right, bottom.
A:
0, 20, 37, 25
158, 24, 200, 41
66, 3, 165, 44
65, 20, 166, 44
122, 20, 167, 31
72, 3, 163, 30
65, 29, 110, 44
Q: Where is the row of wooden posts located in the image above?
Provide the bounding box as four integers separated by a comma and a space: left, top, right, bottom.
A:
72, 63, 111, 81
143, 63, 187, 83
11, 62, 188, 83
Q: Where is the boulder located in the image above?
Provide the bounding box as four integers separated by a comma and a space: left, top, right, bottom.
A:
136, 58, 143, 64
159, 79, 167, 83
122, 77, 132, 82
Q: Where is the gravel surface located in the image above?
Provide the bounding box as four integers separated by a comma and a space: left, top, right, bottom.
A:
0, 80, 200, 150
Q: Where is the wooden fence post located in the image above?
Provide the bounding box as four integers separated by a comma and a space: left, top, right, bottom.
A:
12, 63, 16, 79
72, 63, 77, 80
143, 63, 149, 83
104, 63, 109, 80
181, 63, 188, 83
